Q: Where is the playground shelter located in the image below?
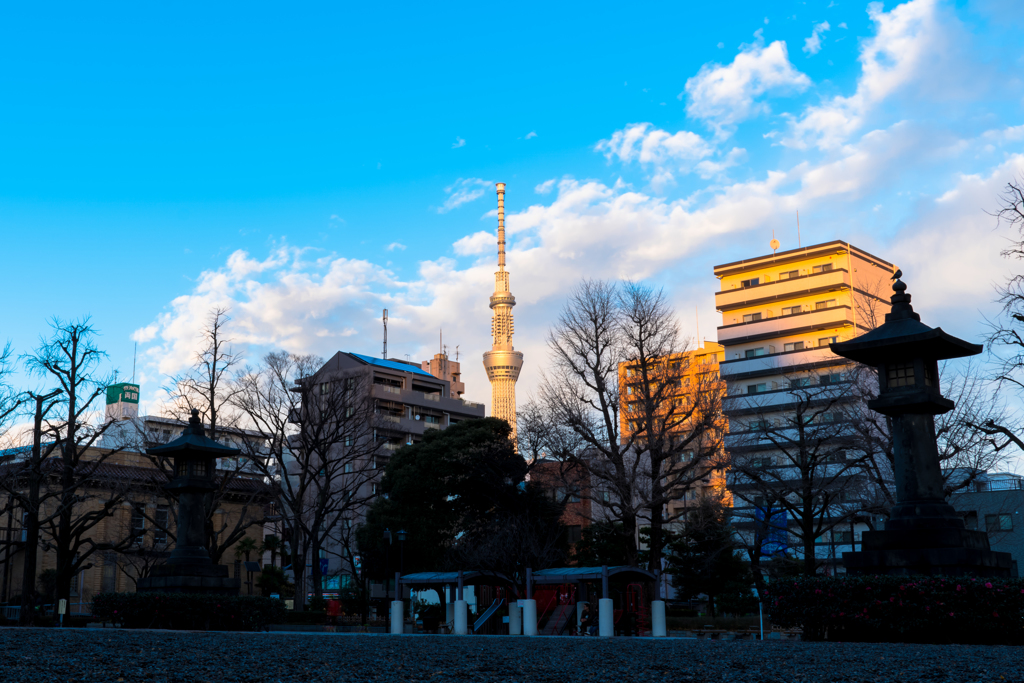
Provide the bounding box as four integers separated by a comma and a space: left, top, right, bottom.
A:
530, 565, 657, 637
393, 565, 664, 637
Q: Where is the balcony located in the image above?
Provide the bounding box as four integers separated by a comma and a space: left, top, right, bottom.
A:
720, 346, 843, 377
717, 306, 854, 345
716, 269, 851, 311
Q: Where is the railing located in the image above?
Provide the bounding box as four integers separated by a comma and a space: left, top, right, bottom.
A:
380, 415, 402, 424
378, 385, 402, 395
424, 422, 440, 430
419, 392, 440, 402
460, 399, 484, 409
1, 606, 19, 621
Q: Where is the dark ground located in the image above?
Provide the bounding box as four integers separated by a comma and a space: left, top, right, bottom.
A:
0, 628, 1021, 683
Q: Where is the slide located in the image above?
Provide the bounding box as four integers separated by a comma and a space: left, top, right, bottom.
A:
473, 598, 505, 633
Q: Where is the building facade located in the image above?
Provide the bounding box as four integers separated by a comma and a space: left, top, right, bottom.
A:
482, 183, 524, 441
949, 472, 1023, 578
715, 240, 895, 571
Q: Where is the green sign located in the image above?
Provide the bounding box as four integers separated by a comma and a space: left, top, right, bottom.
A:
106, 383, 140, 405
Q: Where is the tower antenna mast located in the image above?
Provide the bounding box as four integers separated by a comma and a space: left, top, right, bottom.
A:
382, 309, 388, 359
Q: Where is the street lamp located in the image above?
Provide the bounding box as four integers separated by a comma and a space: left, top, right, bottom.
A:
383, 529, 392, 631
397, 529, 407, 577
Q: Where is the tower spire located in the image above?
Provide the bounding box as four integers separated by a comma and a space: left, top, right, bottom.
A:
483, 182, 524, 444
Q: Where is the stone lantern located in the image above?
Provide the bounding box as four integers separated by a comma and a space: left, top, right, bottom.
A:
832, 275, 1012, 577
137, 409, 242, 593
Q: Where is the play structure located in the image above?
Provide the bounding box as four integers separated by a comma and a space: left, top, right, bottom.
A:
395, 565, 664, 637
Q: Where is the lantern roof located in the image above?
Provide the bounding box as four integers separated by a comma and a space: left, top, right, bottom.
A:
830, 275, 982, 367
146, 409, 241, 457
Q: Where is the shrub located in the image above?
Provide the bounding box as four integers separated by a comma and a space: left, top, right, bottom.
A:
767, 575, 1024, 645
92, 593, 287, 631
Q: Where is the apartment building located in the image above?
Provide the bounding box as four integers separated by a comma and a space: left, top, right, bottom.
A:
294, 351, 485, 594
714, 240, 895, 571
618, 342, 730, 524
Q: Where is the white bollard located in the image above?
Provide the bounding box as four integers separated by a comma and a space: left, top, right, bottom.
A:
508, 602, 522, 635
390, 601, 404, 634
522, 599, 537, 636
598, 598, 614, 637
651, 600, 667, 637
454, 599, 469, 635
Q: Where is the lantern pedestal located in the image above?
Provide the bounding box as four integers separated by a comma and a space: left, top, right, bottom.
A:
136, 410, 242, 595
832, 277, 1012, 578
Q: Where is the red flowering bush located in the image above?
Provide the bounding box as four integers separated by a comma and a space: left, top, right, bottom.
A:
766, 575, 1024, 644
92, 593, 286, 631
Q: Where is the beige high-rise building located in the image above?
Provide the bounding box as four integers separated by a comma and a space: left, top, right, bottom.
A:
482, 183, 523, 441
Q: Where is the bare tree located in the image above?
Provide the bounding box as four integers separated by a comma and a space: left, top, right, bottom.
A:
154, 308, 265, 563
231, 352, 382, 610
164, 308, 242, 439
727, 372, 873, 577
19, 319, 132, 620
532, 279, 724, 571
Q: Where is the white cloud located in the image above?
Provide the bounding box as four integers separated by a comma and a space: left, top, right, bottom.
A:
438, 178, 493, 213
695, 147, 748, 178
683, 37, 811, 131
803, 21, 831, 55
452, 137, 466, 148
535, 179, 557, 194
386, 242, 407, 251
785, 0, 942, 150
525, 131, 538, 139
597, 123, 713, 168
453, 231, 496, 256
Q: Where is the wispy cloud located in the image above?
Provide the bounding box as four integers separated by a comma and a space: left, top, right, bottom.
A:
438, 178, 493, 214
803, 21, 831, 55
386, 242, 407, 251
535, 179, 557, 194
452, 137, 466, 148
525, 131, 537, 139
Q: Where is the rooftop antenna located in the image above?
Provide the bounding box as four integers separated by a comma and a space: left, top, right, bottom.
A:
382, 309, 388, 360
695, 306, 700, 350
797, 210, 802, 248
440, 328, 443, 356
131, 342, 137, 383
455, 345, 459, 361
770, 229, 780, 255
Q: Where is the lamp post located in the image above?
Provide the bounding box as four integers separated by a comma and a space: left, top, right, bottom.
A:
397, 529, 408, 623
383, 529, 392, 630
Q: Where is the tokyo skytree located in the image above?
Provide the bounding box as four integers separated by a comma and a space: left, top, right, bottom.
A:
482, 182, 523, 442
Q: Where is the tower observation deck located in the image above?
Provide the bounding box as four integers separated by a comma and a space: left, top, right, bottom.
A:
482, 182, 524, 442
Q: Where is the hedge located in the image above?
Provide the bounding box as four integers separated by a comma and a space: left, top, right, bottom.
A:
92, 593, 287, 631
766, 575, 1024, 644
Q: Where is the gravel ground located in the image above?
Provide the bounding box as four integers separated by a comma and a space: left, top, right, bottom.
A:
1, 628, 1021, 683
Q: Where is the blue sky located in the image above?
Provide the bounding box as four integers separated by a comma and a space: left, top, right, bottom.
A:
2, 0, 1023, 418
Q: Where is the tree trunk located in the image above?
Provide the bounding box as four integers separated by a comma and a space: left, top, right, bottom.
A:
290, 526, 305, 611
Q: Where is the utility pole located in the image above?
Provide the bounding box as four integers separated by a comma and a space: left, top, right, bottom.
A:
19, 389, 61, 626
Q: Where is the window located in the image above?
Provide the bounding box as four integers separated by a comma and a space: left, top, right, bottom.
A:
789, 377, 810, 388
372, 483, 378, 495
750, 457, 773, 469
601, 490, 611, 503
815, 299, 836, 310
344, 436, 354, 447
154, 506, 169, 545
834, 531, 853, 544
101, 552, 117, 593
963, 511, 978, 531
779, 270, 799, 281
740, 277, 760, 288
748, 419, 771, 431
345, 377, 356, 391
812, 263, 834, 274
131, 503, 146, 541
567, 526, 583, 544
782, 305, 802, 316
423, 415, 441, 424
742, 312, 763, 323
344, 463, 353, 474
819, 336, 838, 347
625, 367, 635, 378
784, 341, 805, 352
819, 372, 844, 385
675, 450, 695, 463
985, 514, 1013, 533
746, 383, 767, 394
924, 364, 936, 387
193, 460, 208, 477
886, 363, 915, 388
745, 347, 767, 359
